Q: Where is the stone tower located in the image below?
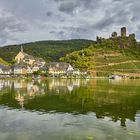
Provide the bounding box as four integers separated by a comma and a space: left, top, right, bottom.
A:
121, 27, 126, 37
129, 33, 135, 39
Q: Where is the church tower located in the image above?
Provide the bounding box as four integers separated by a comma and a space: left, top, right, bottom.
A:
21, 45, 23, 53
15, 45, 25, 63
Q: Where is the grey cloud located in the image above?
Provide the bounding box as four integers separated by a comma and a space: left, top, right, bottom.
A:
46, 12, 53, 17
49, 30, 65, 38
80, 0, 100, 9
0, 15, 25, 32
58, 31, 65, 35
112, 0, 122, 2
49, 31, 56, 34
0, 0, 140, 46
58, 1, 79, 14
57, 0, 100, 14
0, 10, 27, 45
93, 17, 114, 30
92, 0, 133, 30
137, 25, 140, 31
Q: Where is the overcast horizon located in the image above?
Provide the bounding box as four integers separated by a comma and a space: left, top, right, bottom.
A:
0, 0, 140, 46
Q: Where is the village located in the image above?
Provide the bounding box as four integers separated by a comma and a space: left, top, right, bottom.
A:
0, 46, 88, 79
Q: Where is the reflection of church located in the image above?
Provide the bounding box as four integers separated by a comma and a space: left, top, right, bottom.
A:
14, 81, 42, 108
15, 91, 25, 109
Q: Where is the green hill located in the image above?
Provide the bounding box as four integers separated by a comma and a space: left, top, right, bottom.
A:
60, 37, 140, 77
0, 39, 94, 64
0, 58, 9, 65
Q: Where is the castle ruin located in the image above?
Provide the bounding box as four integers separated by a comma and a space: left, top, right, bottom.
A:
96, 27, 136, 48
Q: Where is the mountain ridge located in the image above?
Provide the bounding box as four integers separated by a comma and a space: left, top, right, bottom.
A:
0, 39, 94, 64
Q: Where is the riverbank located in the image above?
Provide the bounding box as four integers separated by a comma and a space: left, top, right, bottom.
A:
0, 74, 140, 80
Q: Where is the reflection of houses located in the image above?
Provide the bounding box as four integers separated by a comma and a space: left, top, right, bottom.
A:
48, 79, 81, 92
14, 80, 28, 89
1, 79, 139, 128
0, 80, 12, 90
47, 62, 74, 75
13, 80, 40, 95
67, 84, 74, 92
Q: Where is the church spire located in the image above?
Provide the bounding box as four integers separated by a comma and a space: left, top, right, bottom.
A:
21, 45, 23, 52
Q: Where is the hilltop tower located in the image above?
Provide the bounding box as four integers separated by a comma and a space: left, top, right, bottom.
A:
112, 32, 117, 38
121, 27, 127, 37
129, 33, 135, 39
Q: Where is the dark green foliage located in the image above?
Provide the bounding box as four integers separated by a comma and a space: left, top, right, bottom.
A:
0, 39, 94, 63
0, 58, 9, 65
60, 48, 95, 69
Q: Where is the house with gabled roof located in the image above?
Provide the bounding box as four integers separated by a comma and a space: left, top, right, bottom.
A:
47, 62, 74, 75
14, 63, 32, 75
0, 64, 12, 75
0, 65, 4, 74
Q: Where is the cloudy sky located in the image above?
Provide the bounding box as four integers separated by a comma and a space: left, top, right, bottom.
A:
0, 0, 140, 46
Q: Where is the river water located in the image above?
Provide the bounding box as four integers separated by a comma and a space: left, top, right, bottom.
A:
0, 79, 140, 140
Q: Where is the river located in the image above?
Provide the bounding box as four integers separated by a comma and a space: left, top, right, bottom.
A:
0, 79, 140, 140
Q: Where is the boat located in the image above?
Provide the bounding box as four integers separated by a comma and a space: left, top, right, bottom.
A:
109, 75, 122, 79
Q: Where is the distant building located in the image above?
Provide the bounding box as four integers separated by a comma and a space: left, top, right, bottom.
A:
96, 36, 105, 42
14, 63, 32, 75
47, 62, 74, 75
129, 33, 135, 39
32, 65, 40, 72
0, 65, 4, 74
121, 27, 127, 37
0, 65, 12, 75
1, 66, 12, 75
111, 32, 117, 38
72, 68, 80, 75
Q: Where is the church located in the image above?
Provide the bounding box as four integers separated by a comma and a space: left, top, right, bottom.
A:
15, 46, 46, 67
13, 46, 46, 75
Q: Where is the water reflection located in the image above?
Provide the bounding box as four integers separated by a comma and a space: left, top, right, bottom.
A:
0, 79, 140, 127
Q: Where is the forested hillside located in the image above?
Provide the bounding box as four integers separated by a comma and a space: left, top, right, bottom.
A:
60, 37, 140, 76
0, 58, 9, 65
0, 39, 94, 63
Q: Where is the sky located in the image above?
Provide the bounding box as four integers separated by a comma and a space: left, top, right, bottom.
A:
0, 0, 140, 46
